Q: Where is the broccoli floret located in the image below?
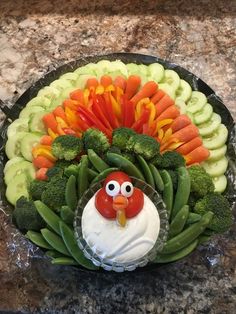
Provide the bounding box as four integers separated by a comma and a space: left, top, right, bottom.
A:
122, 152, 136, 163
46, 166, 64, 179
127, 134, 160, 160
29, 180, 48, 200
83, 128, 110, 154
194, 193, 233, 233
64, 164, 80, 177
151, 151, 185, 169
41, 177, 67, 212
188, 165, 214, 199
112, 127, 136, 151
54, 159, 74, 169
12, 196, 46, 231
167, 170, 178, 191
52, 135, 83, 160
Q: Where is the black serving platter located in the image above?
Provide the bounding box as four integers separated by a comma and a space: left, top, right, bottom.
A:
0, 53, 235, 273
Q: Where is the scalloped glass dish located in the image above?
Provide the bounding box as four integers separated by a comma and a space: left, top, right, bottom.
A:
74, 178, 169, 272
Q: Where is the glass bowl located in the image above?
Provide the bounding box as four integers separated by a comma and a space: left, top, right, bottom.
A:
74, 177, 169, 272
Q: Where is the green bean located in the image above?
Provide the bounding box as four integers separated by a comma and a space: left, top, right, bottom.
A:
35, 200, 61, 235
59, 221, 98, 270
41, 228, 70, 256
161, 211, 213, 254
51, 257, 78, 266
106, 153, 144, 180
26, 230, 53, 250
88, 168, 99, 181
155, 239, 198, 263
91, 167, 118, 184
78, 155, 89, 198
160, 170, 173, 218
172, 167, 191, 219
136, 155, 155, 188
149, 164, 164, 192
87, 149, 109, 172
186, 212, 202, 225
60, 205, 75, 225
168, 205, 189, 239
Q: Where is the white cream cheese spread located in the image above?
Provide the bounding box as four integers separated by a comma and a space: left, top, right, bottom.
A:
82, 193, 160, 263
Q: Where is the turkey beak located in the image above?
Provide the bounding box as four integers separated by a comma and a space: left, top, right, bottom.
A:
113, 195, 128, 227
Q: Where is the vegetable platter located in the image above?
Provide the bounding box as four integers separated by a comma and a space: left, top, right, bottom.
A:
0, 53, 235, 272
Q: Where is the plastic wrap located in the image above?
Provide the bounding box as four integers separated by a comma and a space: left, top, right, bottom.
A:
0, 53, 235, 273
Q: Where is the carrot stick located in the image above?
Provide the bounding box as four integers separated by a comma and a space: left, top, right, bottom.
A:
42, 113, 58, 133
35, 168, 48, 181
53, 106, 67, 122
176, 137, 202, 155
170, 124, 199, 143
86, 78, 99, 89
185, 146, 210, 165
40, 135, 53, 146
114, 76, 127, 91
170, 114, 191, 133
151, 89, 165, 104
124, 75, 141, 100
155, 94, 175, 117
33, 156, 54, 169
100, 75, 113, 87
70, 89, 84, 104
156, 106, 180, 122
131, 81, 158, 105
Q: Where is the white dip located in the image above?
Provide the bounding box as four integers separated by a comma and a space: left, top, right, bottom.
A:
82, 193, 160, 263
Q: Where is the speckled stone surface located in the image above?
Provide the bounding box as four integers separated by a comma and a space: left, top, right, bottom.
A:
0, 0, 236, 313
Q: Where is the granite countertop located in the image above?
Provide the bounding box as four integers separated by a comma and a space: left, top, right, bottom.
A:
0, 0, 236, 313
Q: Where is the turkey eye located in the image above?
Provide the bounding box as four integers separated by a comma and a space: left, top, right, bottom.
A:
121, 182, 133, 197
105, 180, 120, 197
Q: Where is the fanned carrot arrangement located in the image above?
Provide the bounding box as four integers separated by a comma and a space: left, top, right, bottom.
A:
36, 74, 208, 171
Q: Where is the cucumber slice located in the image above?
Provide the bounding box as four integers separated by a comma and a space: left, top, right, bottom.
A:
19, 106, 45, 119
26, 96, 51, 109
175, 99, 187, 114
138, 64, 148, 76
4, 160, 35, 185
4, 157, 25, 174
49, 86, 76, 110
74, 63, 97, 75
109, 60, 128, 77
20, 133, 42, 161
186, 91, 207, 114
148, 63, 164, 83
7, 118, 29, 138
161, 69, 180, 91
50, 79, 74, 91
6, 173, 29, 205
158, 83, 176, 100
29, 112, 47, 134
126, 63, 139, 75
5, 131, 28, 159
213, 175, 227, 193
201, 156, 228, 177
208, 145, 227, 161
193, 103, 213, 125
202, 124, 228, 150
176, 80, 192, 102
198, 113, 221, 137
76, 74, 97, 89
59, 72, 79, 82
108, 71, 126, 80
37, 86, 61, 100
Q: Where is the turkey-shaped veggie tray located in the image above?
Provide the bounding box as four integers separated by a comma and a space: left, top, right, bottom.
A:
0, 53, 235, 272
